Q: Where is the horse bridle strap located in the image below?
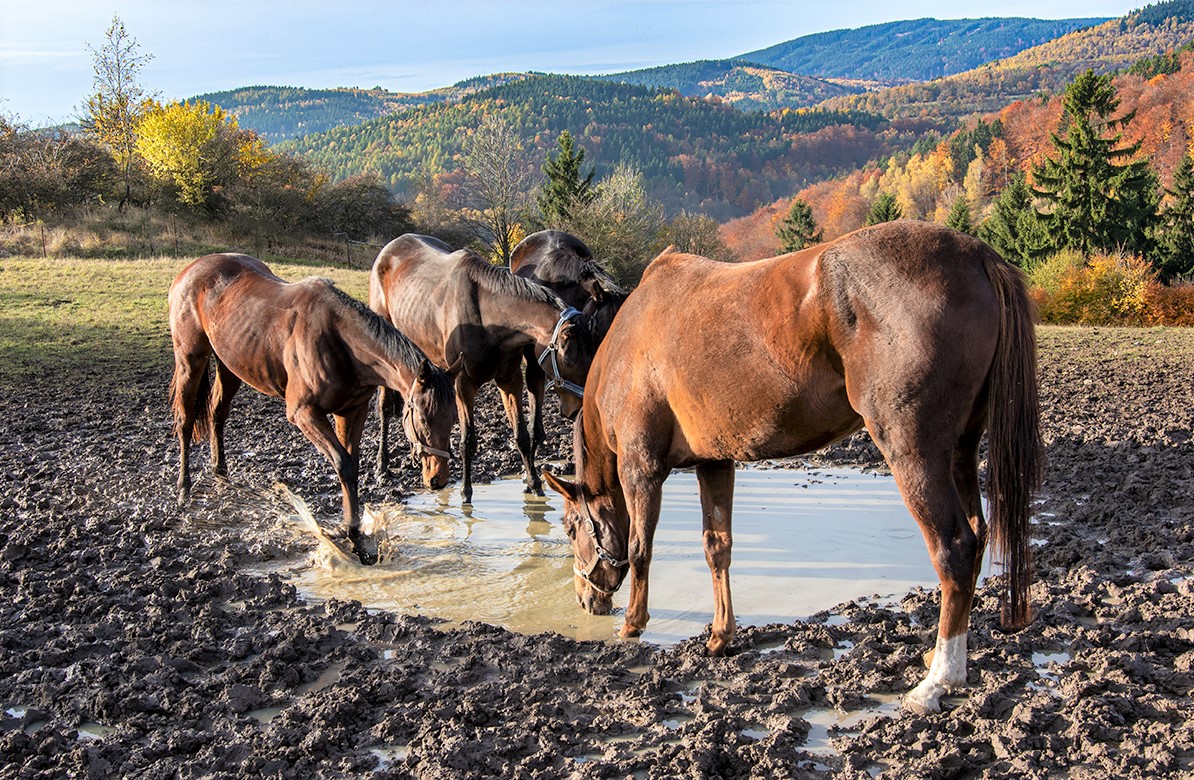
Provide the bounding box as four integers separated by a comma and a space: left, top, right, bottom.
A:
538, 307, 585, 399
411, 441, 453, 460
571, 484, 629, 595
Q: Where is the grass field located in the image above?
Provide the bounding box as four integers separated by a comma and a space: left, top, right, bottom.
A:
0, 255, 373, 389
2, 254, 1191, 390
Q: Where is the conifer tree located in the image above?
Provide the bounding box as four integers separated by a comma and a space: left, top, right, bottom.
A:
978, 172, 1051, 267
1153, 153, 1194, 281
945, 195, 973, 235
776, 198, 823, 252
537, 130, 594, 227
865, 192, 902, 226
1031, 70, 1156, 257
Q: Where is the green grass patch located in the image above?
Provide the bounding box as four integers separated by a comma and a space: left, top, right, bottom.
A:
0, 255, 372, 390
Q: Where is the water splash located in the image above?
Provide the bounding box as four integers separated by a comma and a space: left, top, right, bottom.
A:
274, 484, 395, 569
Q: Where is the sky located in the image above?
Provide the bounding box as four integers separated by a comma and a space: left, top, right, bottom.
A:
1, 0, 1147, 126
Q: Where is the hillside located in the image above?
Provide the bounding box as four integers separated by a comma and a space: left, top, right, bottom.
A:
820, 1, 1194, 119
741, 17, 1106, 83
594, 60, 863, 111
280, 74, 894, 220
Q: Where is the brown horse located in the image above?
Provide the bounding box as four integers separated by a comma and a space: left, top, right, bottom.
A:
169, 253, 457, 564
370, 234, 596, 504
509, 230, 629, 476
544, 221, 1042, 714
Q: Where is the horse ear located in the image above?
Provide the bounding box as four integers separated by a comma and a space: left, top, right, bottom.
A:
579, 270, 606, 304
542, 470, 578, 502
416, 358, 434, 387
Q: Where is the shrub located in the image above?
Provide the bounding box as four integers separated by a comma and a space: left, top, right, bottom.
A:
1144, 282, 1194, 326
1031, 252, 1157, 325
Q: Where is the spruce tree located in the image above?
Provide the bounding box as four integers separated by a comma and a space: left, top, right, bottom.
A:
776, 198, 823, 252
865, 193, 902, 226
1031, 69, 1156, 257
978, 173, 1052, 267
1153, 153, 1194, 281
537, 130, 595, 227
945, 196, 973, 235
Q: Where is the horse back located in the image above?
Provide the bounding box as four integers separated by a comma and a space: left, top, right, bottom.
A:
589, 222, 1006, 467
170, 254, 360, 404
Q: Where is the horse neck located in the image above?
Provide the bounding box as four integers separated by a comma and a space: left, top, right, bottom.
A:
577, 409, 620, 507
341, 312, 422, 392
480, 294, 563, 348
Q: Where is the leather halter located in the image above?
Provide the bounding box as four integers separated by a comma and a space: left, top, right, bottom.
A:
401, 403, 452, 461
571, 483, 629, 596
537, 307, 586, 399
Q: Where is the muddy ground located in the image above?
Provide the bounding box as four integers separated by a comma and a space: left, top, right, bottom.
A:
1, 327, 1192, 779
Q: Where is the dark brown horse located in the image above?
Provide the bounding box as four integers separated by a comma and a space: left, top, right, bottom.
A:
169, 253, 457, 564
544, 221, 1042, 714
510, 230, 628, 344
370, 234, 596, 503
509, 230, 629, 476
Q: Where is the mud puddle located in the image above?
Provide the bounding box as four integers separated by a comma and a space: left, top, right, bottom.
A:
271, 467, 944, 645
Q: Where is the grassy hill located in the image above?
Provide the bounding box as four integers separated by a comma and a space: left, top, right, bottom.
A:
741, 17, 1107, 83
594, 60, 863, 111
819, 1, 1194, 118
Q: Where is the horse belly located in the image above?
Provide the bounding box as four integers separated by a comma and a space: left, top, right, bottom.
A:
670, 360, 861, 464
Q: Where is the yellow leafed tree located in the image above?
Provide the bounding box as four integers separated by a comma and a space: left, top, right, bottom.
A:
136, 100, 266, 211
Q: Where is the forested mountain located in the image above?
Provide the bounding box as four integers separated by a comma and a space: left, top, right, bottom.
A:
190, 86, 452, 143
740, 17, 1107, 83
821, 1, 1194, 118
280, 75, 893, 219
594, 60, 863, 111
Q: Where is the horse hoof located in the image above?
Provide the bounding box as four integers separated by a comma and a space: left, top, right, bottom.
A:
619, 623, 643, 639
706, 637, 730, 657
903, 682, 943, 715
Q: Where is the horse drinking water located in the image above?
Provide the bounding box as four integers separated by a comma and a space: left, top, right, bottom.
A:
544, 221, 1043, 714
370, 234, 596, 503
168, 253, 457, 565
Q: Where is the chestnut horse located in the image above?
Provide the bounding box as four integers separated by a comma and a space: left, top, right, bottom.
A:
509, 230, 629, 478
544, 221, 1042, 714
370, 234, 596, 503
169, 253, 457, 564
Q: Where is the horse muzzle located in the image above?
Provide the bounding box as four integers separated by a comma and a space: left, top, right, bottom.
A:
575, 574, 614, 615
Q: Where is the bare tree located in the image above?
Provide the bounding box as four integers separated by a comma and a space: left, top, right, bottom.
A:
82, 15, 154, 209
459, 113, 534, 264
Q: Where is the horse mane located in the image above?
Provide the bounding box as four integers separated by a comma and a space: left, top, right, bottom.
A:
459, 251, 568, 309
516, 231, 628, 297
314, 279, 433, 375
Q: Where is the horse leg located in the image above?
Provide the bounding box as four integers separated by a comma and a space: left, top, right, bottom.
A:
880, 447, 979, 714
525, 354, 547, 478
288, 404, 374, 565
374, 387, 404, 484
375, 387, 389, 480
169, 337, 211, 505
455, 380, 478, 505
696, 459, 736, 655
496, 363, 541, 496
618, 464, 666, 640
209, 359, 242, 482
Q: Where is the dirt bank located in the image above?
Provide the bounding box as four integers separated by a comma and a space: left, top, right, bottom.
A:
1, 327, 1192, 779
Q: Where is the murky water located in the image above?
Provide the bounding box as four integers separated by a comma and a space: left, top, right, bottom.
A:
271, 467, 943, 645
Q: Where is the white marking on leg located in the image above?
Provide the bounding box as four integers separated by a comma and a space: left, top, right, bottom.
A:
904, 633, 966, 714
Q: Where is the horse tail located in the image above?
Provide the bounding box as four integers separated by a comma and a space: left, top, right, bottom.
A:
169, 356, 214, 444
982, 253, 1044, 630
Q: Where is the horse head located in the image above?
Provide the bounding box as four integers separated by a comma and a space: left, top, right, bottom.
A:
402, 358, 457, 489
544, 469, 630, 614
540, 308, 595, 420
